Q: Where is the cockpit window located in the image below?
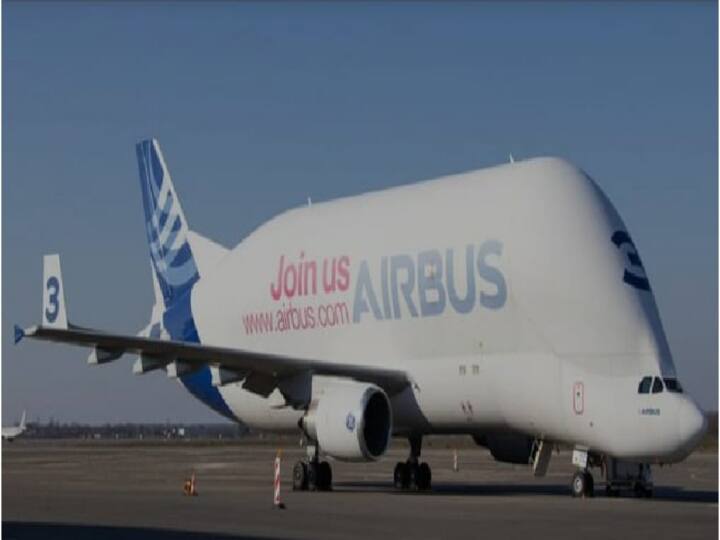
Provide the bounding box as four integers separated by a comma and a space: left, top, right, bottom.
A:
651, 377, 664, 394
663, 378, 683, 393
638, 377, 652, 394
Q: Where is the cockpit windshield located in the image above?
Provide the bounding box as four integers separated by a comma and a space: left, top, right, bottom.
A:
638, 375, 684, 394
663, 378, 683, 393
638, 377, 652, 394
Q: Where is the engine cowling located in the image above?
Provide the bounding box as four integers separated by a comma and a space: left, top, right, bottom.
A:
302, 380, 392, 462
473, 431, 534, 464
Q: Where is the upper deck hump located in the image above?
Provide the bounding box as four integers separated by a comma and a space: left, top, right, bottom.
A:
248, 156, 587, 242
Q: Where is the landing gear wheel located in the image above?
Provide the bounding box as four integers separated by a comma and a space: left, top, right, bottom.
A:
571, 471, 585, 497
293, 461, 308, 491
302, 460, 332, 492
585, 471, 594, 497
317, 461, 332, 491
571, 471, 594, 498
395, 435, 431, 492
307, 461, 318, 492
404, 462, 432, 491
394, 462, 409, 490
407, 462, 420, 491
417, 462, 432, 491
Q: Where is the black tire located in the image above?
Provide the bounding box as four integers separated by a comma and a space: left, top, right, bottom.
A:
605, 485, 619, 497
394, 462, 409, 490
317, 461, 332, 491
571, 471, 586, 498
307, 461, 318, 492
407, 462, 421, 491
583, 471, 594, 497
417, 462, 432, 491
292, 461, 308, 491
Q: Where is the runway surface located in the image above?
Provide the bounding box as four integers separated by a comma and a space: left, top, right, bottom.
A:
3, 440, 717, 539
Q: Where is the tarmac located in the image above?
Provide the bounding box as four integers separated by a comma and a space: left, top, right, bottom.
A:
2, 439, 717, 539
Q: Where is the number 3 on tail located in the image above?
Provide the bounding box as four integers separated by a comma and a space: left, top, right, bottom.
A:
45, 276, 60, 323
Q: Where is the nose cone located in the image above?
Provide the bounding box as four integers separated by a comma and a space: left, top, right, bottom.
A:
677, 401, 707, 457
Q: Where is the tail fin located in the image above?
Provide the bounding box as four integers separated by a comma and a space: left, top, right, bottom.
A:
42, 254, 68, 329
136, 139, 199, 306
19, 411, 26, 430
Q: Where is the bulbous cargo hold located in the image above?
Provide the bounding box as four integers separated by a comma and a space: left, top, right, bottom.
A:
193, 156, 675, 376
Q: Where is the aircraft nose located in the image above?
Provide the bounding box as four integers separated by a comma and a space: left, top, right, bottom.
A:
678, 401, 707, 454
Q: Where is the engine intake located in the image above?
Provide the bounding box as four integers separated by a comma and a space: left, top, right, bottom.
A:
302, 380, 392, 462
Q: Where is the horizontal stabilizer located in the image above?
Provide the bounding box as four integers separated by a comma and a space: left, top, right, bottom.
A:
14, 325, 25, 345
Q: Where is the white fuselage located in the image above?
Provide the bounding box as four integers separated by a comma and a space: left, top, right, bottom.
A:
2, 427, 24, 440
2, 412, 26, 441
187, 157, 705, 463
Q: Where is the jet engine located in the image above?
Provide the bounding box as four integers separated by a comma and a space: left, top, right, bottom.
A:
302, 380, 392, 462
473, 431, 534, 464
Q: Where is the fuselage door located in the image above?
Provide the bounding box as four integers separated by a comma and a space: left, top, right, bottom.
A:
573, 381, 584, 415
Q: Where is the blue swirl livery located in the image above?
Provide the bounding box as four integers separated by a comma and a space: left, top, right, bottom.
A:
135, 139, 233, 420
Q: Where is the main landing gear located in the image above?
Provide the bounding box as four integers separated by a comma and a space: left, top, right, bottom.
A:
293, 444, 332, 492
393, 435, 432, 491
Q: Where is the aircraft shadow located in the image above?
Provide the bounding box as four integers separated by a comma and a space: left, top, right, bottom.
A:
2, 522, 286, 540
333, 481, 718, 504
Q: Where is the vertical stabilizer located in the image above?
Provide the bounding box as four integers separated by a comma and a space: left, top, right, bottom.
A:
136, 139, 199, 306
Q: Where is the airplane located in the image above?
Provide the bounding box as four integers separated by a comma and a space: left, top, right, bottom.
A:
15, 139, 706, 497
3, 411, 27, 441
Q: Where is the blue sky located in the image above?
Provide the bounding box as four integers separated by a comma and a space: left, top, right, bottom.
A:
3, 2, 717, 423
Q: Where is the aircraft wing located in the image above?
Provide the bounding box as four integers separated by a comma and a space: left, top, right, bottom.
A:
15, 322, 410, 400
19, 255, 410, 406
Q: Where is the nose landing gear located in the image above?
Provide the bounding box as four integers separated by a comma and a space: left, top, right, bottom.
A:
571, 470, 594, 498
393, 435, 432, 491
570, 447, 595, 498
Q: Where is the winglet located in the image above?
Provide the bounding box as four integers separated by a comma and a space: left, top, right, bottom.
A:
13, 324, 25, 344
42, 254, 68, 329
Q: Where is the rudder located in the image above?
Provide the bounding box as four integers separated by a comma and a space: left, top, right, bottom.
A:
136, 139, 199, 305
